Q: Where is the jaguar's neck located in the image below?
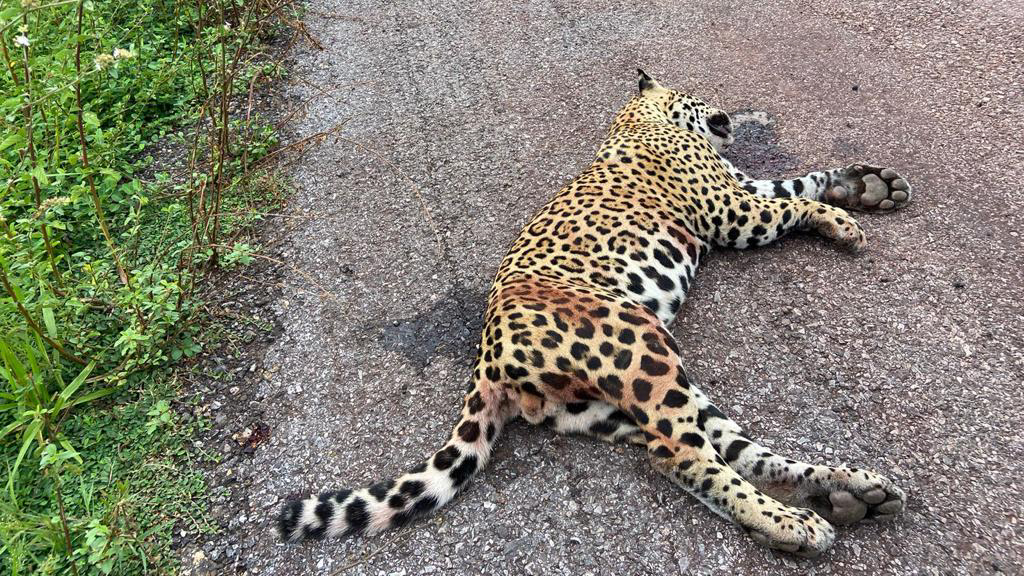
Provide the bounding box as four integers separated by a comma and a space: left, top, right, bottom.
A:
608, 96, 669, 133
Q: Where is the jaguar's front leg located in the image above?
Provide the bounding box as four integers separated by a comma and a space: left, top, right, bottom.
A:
723, 159, 913, 213
709, 193, 867, 252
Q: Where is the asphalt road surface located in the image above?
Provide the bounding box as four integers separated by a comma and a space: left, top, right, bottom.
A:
183, 1, 1024, 574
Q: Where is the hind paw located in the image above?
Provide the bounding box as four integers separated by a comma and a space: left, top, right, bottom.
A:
826, 164, 912, 213
810, 468, 907, 526
748, 507, 836, 558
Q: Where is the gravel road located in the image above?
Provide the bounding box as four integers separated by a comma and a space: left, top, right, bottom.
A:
182, 1, 1024, 574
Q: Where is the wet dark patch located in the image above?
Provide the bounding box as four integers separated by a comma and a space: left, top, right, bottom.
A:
374, 284, 487, 370
725, 110, 800, 178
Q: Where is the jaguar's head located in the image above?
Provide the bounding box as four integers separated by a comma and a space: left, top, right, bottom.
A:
636, 69, 734, 153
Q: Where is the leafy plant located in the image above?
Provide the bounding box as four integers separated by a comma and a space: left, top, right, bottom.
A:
0, 336, 107, 493
222, 242, 256, 269
0, 0, 298, 573
144, 400, 171, 435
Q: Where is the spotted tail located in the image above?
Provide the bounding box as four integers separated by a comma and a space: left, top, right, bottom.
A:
276, 379, 510, 541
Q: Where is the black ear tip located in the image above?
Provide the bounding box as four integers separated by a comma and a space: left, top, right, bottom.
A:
637, 68, 655, 92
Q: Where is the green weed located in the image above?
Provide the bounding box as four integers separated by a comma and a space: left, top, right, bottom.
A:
0, 0, 298, 573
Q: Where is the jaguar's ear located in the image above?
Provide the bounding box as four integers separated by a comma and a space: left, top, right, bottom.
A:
637, 68, 664, 94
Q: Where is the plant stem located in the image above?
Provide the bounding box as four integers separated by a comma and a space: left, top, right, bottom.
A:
73, 0, 146, 330
0, 265, 86, 365
73, 2, 128, 288
0, 32, 19, 87
0, 0, 79, 35
18, 12, 64, 290
47, 424, 79, 576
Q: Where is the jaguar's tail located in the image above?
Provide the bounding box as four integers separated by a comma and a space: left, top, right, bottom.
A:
276, 378, 511, 541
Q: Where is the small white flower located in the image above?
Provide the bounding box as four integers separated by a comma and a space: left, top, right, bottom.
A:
14, 35, 29, 48
112, 48, 133, 60
33, 196, 71, 219
17, 24, 28, 34
94, 53, 114, 70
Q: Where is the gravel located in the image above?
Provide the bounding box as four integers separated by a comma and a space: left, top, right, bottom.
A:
179, 1, 1024, 574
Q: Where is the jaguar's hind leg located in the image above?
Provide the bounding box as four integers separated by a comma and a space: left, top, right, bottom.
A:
544, 391, 906, 526
642, 407, 834, 557
557, 371, 834, 556
691, 387, 906, 525
489, 286, 836, 556
604, 342, 835, 556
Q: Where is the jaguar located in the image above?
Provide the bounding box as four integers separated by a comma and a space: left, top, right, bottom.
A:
277, 70, 910, 557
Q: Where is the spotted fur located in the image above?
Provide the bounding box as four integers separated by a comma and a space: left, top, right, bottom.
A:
277, 70, 910, 557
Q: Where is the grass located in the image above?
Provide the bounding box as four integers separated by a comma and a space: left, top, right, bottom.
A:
1, 367, 211, 575
0, 0, 298, 573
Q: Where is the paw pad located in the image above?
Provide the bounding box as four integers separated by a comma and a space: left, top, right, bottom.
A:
827, 490, 868, 524
816, 472, 907, 526
828, 164, 913, 213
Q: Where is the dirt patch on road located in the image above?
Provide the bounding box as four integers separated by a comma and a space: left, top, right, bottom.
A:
373, 285, 486, 372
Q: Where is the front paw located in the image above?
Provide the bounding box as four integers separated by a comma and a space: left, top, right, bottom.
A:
826, 164, 912, 213
810, 206, 866, 252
